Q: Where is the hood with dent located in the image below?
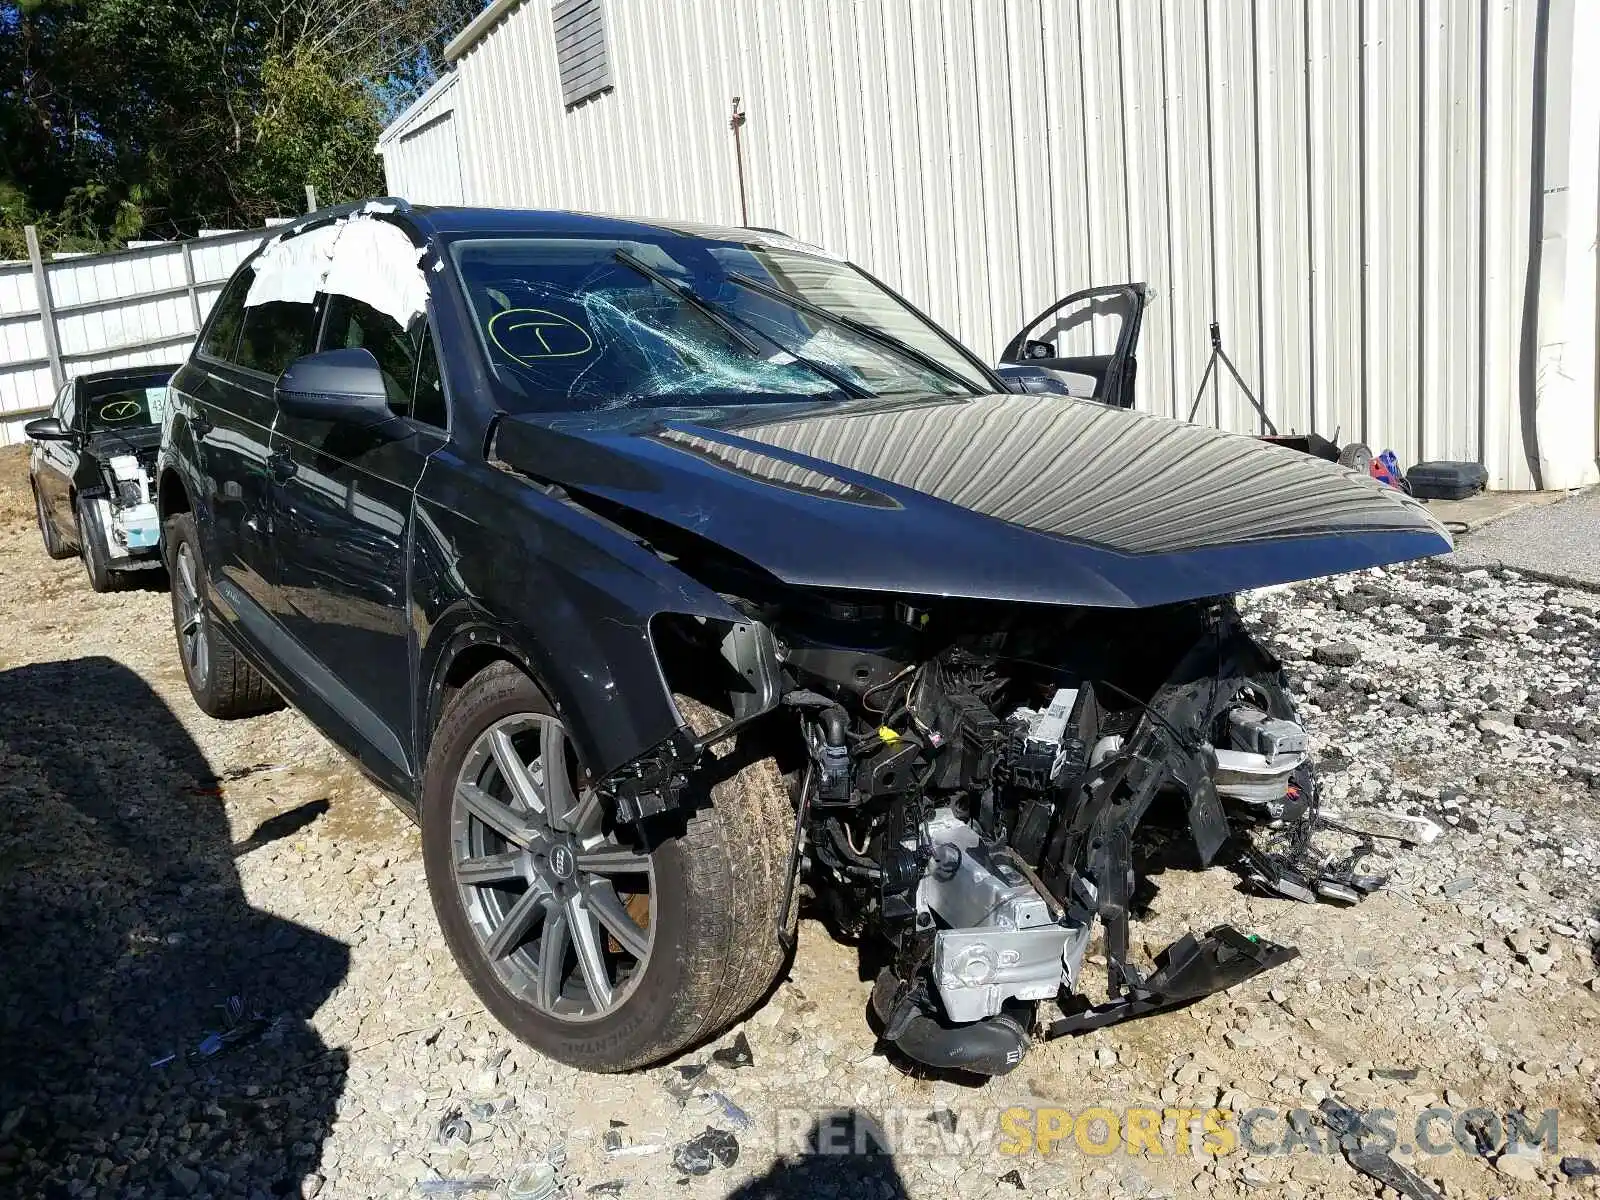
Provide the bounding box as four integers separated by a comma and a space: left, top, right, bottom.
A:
492, 393, 1452, 608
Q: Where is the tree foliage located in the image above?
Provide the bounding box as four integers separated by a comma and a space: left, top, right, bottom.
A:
0, 0, 478, 254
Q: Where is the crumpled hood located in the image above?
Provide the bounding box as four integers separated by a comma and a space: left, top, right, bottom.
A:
493, 393, 1452, 608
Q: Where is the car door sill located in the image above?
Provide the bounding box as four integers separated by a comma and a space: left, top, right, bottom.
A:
215, 577, 410, 775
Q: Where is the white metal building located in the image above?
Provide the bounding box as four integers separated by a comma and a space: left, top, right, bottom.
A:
379, 0, 1600, 491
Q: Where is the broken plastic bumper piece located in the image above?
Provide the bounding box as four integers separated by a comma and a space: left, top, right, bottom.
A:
1043, 924, 1298, 1038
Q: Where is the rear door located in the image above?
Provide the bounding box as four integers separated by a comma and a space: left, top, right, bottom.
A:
997, 284, 1148, 408
266, 293, 447, 789
184, 265, 321, 633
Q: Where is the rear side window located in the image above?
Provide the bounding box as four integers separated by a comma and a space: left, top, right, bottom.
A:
237, 298, 320, 377
199, 268, 252, 362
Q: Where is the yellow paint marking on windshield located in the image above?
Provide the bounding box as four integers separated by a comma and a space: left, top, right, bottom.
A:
97, 399, 143, 422
487, 307, 594, 364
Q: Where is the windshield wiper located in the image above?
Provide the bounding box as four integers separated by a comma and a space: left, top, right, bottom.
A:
612, 249, 871, 400
725, 270, 984, 395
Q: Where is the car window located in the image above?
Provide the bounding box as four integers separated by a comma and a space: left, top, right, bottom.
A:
82, 382, 169, 432
321, 294, 430, 419
59, 384, 76, 431
450, 235, 989, 414
49, 383, 71, 421
236, 297, 321, 377
199, 268, 252, 362
413, 331, 446, 429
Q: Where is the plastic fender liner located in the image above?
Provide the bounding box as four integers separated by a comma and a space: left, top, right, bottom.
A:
1045, 925, 1298, 1038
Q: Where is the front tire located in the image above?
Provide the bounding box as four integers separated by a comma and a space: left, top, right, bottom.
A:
421, 663, 794, 1071
75, 496, 124, 592
163, 511, 282, 719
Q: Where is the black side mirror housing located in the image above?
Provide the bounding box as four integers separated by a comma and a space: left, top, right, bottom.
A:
24, 416, 72, 442
275, 348, 398, 427
1020, 339, 1056, 361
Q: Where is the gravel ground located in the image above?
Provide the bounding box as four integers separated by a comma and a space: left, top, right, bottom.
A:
1449, 487, 1600, 588
0, 442, 1597, 1200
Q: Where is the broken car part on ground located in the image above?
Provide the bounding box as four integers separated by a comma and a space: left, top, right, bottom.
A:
154, 201, 1453, 1079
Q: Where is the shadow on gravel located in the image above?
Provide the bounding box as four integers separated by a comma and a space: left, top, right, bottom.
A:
726, 1111, 910, 1199
0, 657, 349, 1199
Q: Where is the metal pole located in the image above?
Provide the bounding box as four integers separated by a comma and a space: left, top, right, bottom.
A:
304, 183, 319, 213
729, 98, 749, 226
25, 225, 65, 390
179, 241, 204, 332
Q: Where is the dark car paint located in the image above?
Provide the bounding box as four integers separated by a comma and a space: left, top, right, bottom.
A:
30, 365, 180, 552
159, 200, 1450, 814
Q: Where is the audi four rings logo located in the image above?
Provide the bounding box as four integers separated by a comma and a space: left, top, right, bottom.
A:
550, 845, 574, 877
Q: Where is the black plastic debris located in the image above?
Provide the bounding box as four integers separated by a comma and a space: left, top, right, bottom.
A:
437, 1109, 472, 1148
672, 1127, 740, 1176
928, 1109, 957, 1134
1562, 1157, 1599, 1179
1319, 1099, 1443, 1200
711, 1032, 754, 1069
602, 1128, 625, 1153
998, 1168, 1025, 1189
587, 1184, 626, 1197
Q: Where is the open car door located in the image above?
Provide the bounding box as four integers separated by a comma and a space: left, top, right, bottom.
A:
996, 283, 1148, 408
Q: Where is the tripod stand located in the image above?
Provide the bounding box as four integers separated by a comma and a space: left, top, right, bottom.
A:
1186, 321, 1276, 435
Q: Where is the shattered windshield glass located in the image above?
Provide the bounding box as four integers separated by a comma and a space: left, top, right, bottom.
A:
451, 234, 986, 412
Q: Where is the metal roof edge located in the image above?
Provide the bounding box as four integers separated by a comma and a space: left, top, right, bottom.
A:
444, 0, 526, 64
377, 70, 461, 151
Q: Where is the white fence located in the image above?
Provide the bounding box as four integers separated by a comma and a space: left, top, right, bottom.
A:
0, 226, 271, 445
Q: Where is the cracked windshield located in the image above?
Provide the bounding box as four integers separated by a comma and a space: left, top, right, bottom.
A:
451, 234, 992, 411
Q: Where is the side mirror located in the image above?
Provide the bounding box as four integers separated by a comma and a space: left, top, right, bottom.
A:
24, 416, 73, 442
1020, 339, 1056, 361
275, 348, 397, 427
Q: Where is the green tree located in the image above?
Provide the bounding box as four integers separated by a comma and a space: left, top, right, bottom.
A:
0, 0, 477, 252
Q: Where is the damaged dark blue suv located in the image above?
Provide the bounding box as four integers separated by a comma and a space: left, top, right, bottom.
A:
158, 200, 1449, 1074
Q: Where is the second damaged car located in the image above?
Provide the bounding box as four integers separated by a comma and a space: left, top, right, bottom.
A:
157, 202, 1451, 1074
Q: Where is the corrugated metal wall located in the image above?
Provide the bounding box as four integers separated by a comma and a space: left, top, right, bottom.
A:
389, 0, 1597, 490
377, 73, 466, 206
0, 228, 266, 445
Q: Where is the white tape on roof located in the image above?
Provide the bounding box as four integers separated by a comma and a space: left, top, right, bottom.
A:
245, 216, 428, 329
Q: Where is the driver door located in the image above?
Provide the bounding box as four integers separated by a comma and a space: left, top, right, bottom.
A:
997, 283, 1148, 408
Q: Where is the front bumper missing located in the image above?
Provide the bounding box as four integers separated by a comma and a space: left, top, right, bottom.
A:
873, 923, 1297, 1075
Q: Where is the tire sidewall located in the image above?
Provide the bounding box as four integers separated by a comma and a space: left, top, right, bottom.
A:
75, 497, 114, 592
164, 513, 212, 707
420, 668, 703, 1071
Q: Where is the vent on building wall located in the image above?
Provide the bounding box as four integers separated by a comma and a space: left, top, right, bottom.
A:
553, 0, 613, 109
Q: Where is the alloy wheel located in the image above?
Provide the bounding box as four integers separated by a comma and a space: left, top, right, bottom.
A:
451, 713, 654, 1021
174, 542, 209, 688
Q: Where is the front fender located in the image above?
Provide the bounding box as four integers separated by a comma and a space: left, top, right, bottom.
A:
411, 450, 758, 781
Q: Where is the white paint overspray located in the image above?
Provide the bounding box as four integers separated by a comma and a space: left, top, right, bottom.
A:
245, 216, 429, 330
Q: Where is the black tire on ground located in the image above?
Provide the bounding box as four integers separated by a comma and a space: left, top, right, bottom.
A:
33, 482, 75, 560
163, 511, 283, 719
75, 495, 125, 592
1337, 441, 1374, 475
421, 663, 794, 1072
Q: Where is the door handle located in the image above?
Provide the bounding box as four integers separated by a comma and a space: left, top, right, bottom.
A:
268, 453, 298, 483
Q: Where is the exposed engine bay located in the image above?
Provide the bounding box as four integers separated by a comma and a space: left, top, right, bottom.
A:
93, 450, 162, 564
670, 591, 1386, 1076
